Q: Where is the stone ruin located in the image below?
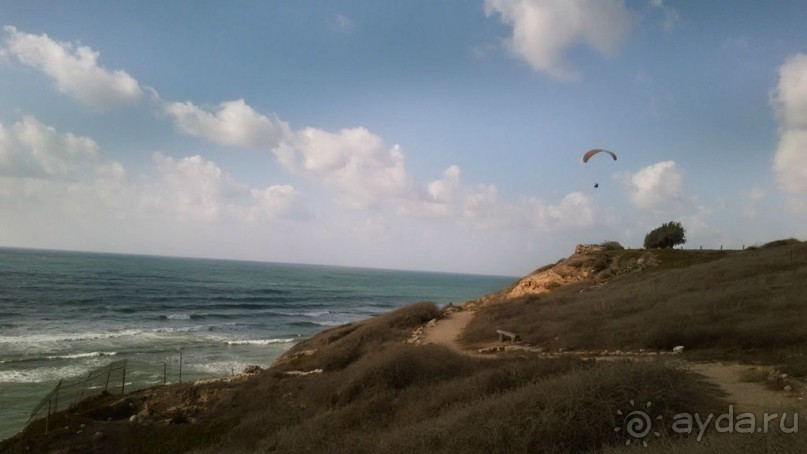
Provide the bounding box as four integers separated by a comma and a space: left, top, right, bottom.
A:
574, 244, 605, 255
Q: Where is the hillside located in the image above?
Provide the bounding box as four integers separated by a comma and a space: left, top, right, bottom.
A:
2, 240, 806, 453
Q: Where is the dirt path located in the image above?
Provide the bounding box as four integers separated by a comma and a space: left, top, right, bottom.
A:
421, 310, 476, 352
416, 311, 806, 416
688, 362, 805, 415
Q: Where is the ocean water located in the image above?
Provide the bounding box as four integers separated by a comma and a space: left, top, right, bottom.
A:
0, 247, 514, 439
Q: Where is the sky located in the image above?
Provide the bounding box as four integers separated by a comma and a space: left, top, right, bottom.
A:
1, 0, 806, 276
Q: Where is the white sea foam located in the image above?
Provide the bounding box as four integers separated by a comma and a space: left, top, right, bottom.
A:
0, 329, 150, 345
312, 320, 344, 326
302, 311, 330, 317
0, 325, 232, 347
225, 338, 295, 345
166, 313, 191, 320
193, 360, 247, 376
45, 351, 117, 360
0, 364, 98, 383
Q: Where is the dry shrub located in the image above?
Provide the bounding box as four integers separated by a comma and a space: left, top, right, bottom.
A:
762, 238, 801, 248
279, 301, 440, 372
376, 361, 722, 454
336, 344, 472, 402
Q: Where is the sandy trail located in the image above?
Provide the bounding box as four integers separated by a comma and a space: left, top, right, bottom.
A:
421, 310, 476, 352
688, 362, 805, 415
418, 310, 806, 416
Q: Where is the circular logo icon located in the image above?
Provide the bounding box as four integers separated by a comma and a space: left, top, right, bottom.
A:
615, 400, 663, 447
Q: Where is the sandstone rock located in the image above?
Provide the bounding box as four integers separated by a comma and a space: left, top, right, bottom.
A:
575, 244, 606, 255
285, 369, 324, 376
243, 365, 263, 375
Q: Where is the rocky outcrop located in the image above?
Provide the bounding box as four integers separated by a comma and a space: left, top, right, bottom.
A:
469, 243, 657, 306
575, 244, 605, 255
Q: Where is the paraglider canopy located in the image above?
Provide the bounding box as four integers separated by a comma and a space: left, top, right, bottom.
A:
582, 149, 617, 163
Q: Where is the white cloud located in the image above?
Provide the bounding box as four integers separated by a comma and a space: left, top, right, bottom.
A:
0, 116, 122, 181
524, 191, 595, 230
621, 160, 693, 213
484, 0, 632, 79
0, 116, 128, 223
2, 26, 142, 108
165, 99, 409, 209
406, 164, 595, 232
428, 165, 460, 203
164, 97, 602, 241
249, 185, 311, 221
772, 54, 807, 197
0, 114, 310, 232
147, 153, 249, 222
276, 127, 410, 209
164, 99, 291, 150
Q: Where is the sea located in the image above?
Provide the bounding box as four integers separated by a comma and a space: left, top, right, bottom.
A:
0, 247, 515, 439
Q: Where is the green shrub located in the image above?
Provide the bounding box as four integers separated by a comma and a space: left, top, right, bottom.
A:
644, 221, 686, 249
600, 241, 624, 251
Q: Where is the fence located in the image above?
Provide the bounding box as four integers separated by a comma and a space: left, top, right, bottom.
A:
26, 356, 188, 433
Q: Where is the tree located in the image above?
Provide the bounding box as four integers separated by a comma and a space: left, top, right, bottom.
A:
643, 221, 686, 249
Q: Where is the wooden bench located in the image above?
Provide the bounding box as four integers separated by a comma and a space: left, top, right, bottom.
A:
496, 329, 520, 344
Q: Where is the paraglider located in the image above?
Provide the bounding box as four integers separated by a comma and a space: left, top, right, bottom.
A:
583, 149, 617, 188
582, 149, 617, 163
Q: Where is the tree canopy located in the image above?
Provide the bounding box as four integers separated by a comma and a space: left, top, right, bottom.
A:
644, 221, 686, 249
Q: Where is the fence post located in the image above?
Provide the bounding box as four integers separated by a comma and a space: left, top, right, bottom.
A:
121, 365, 126, 394
105, 365, 111, 392
179, 352, 183, 384
164, 362, 167, 385
53, 380, 60, 415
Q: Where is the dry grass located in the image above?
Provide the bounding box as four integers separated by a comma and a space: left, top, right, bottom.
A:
462, 242, 807, 364
196, 352, 721, 454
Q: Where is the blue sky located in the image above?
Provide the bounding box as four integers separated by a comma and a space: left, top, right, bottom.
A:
1, 0, 806, 275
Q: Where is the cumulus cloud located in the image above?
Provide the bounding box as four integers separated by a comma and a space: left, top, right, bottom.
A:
2, 26, 142, 108
772, 54, 807, 197
146, 153, 249, 222
163, 97, 596, 232
484, 0, 632, 79
249, 185, 311, 221
165, 99, 409, 209
0, 116, 123, 181
404, 164, 595, 232
0, 114, 309, 234
276, 126, 410, 209
0, 116, 128, 223
621, 160, 693, 213
524, 191, 595, 230
164, 99, 291, 150
428, 165, 461, 204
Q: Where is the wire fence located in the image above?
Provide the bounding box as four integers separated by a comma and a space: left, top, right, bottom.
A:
27, 355, 187, 433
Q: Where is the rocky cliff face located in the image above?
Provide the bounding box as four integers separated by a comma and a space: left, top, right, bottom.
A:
470, 244, 656, 306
